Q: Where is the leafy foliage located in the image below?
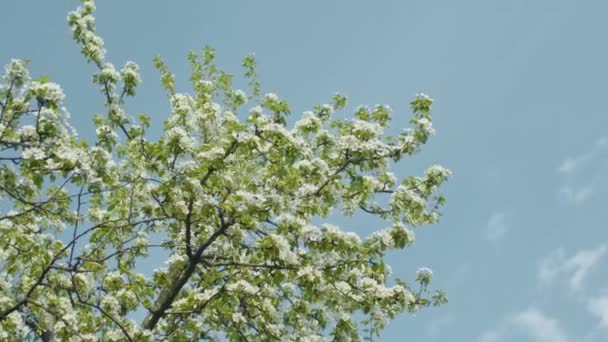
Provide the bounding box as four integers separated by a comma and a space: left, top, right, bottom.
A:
0, 1, 450, 341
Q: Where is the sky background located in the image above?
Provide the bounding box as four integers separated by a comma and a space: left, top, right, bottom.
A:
2, 1, 608, 341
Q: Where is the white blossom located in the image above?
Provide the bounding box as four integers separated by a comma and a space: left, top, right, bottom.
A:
96, 63, 120, 83
197, 146, 225, 161
416, 267, 433, 286
226, 280, 258, 294
417, 267, 433, 277
101, 295, 121, 314
233, 89, 248, 104
3, 59, 30, 85
352, 119, 382, 137
269, 234, 298, 264
264, 93, 279, 102
335, 281, 351, 293
29, 81, 65, 105
415, 93, 433, 102
165, 126, 195, 151
22, 147, 46, 160
171, 93, 192, 116
416, 117, 435, 135
426, 164, 451, 179
232, 312, 247, 324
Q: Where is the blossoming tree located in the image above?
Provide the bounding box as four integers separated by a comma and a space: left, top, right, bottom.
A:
0, 1, 450, 341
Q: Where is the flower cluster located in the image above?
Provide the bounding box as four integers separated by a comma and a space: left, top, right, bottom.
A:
28, 81, 65, 108
67, 0, 105, 65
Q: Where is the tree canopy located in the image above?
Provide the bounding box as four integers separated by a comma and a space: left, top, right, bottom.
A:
0, 1, 450, 341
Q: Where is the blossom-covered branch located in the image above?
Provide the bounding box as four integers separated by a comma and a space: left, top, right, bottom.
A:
0, 0, 450, 340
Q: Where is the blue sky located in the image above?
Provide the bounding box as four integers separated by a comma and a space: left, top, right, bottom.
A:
3, 1, 608, 341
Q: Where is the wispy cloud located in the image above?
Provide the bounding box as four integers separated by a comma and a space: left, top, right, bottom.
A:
557, 137, 608, 174
484, 211, 510, 241
557, 137, 608, 205
479, 308, 568, 342
558, 185, 594, 205
512, 308, 569, 342
538, 244, 607, 291
558, 137, 608, 175
587, 295, 608, 329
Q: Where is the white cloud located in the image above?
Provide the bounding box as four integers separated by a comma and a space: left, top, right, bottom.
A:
484, 211, 509, 241
512, 307, 568, 342
538, 244, 606, 291
558, 185, 594, 205
587, 295, 608, 329
479, 308, 569, 342
557, 137, 608, 205
567, 245, 607, 291
558, 137, 608, 175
